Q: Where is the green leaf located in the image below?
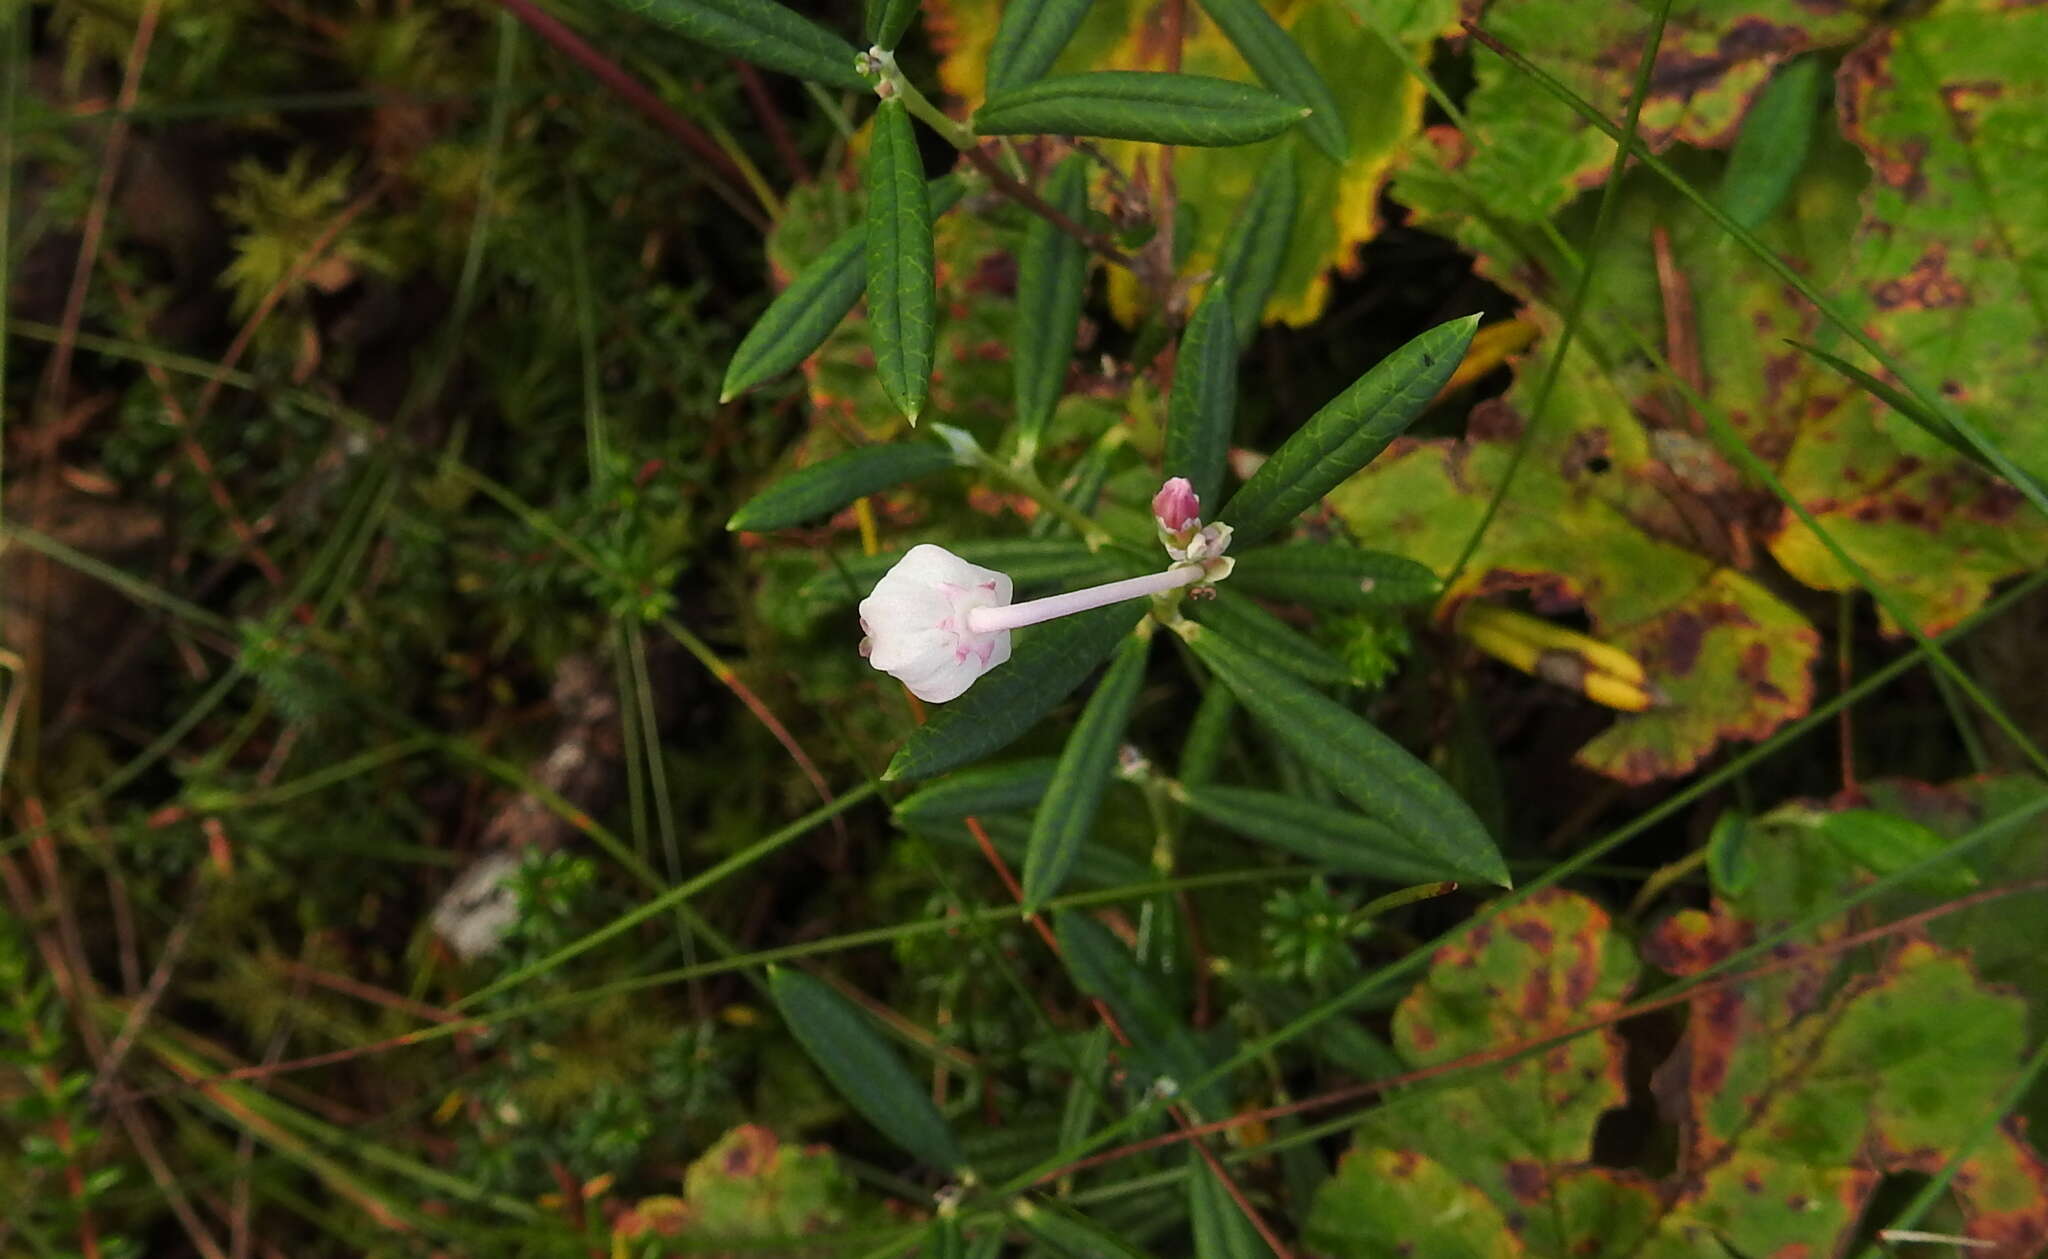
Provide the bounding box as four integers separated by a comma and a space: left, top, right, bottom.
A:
974, 72, 1309, 147
1714, 55, 1819, 231
796, 538, 1111, 613
1220, 313, 1477, 545
865, 97, 937, 423
1192, 0, 1346, 161
866, 0, 919, 50
1791, 339, 2048, 511
1057, 1026, 1113, 1164
1182, 623, 1507, 887
986, 0, 1094, 94
1230, 544, 1440, 610
727, 443, 957, 531
1165, 282, 1237, 508
919, 1217, 964, 1259
1013, 155, 1091, 457
900, 811, 1150, 889
1705, 810, 1752, 898
1022, 633, 1149, 911
1054, 911, 1208, 1090
1330, 890, 1641, 1259
1178, 684, 1235, 789
1177, 784, 1472, 884
1013, 1196, 1161, 1259
1210, 144, 1299, 350
885, 604, 1143, 780
767, 967, 968, 1172
724, 177, 965, 402
611, 0, 867, 91
1807, 808, 1978, 896
1187, 1150, 1261, 1259
893, 758, 1059, 825
1186, 589, 1350, 687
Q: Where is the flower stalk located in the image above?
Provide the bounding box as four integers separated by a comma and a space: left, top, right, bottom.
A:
966, 565, 1205, 634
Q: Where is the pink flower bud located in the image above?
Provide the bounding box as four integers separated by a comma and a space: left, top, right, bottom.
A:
1152, 477, 1202, 534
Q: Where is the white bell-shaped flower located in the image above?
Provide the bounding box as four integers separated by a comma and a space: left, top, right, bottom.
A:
858, 544, 1015, 703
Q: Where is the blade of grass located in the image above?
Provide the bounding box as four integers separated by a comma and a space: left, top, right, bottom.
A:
983, 561, 2048, 1195
1443, 0, 1675, 587
1461, 18, 2048, 526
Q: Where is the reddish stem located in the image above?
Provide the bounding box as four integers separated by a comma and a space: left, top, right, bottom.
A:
489, 0, 766, 230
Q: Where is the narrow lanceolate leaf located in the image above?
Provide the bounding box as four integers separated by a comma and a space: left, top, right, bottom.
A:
767, 968, 968, 1172
1229, 544, 1441, 610
723, 176, 965, 401
986, 0, 1094, 93
886, 604, 1142, 780
922, 1216, 965, 1259
974, 72, 1308, 147
894, 758, 1059, 826
611, 0, 866, 91
1165, 282, 1237, 508
1013, 1197, 1160, 1259
1055, 911, 1208, 1091
727, 443, 956, 531
1178, 783, 1473, 884
1221, 314, 1477, 545
1183, 623, 1508, 886
1213, 145, 1298, 349
1187, 1150, 1262, 1259
1192, 0, 1346, 162
1187, 590, 1349, 686
866, 0, 919, 50
1179, 685, 1236, 788
1022, 633, 1149, 910
866, 97, 936, 423
1714, 55, 1820, 231
1014, 155, 1090, 457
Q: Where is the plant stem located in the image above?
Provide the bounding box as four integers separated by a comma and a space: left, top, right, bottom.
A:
969, 567, 1203, 634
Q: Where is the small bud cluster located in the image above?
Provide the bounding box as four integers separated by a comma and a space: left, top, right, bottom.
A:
1150, 476, 1235, 589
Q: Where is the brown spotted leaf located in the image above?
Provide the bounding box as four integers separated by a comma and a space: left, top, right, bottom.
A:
1646, 917, 2048, 1257
1435, 0, 1873, 224
1328, 331, 1818, 782
1342, 891, 1640, 1257
929, 0, 1455, 330
1311, 880, 2048, 1257
1834, 1, 2048, 487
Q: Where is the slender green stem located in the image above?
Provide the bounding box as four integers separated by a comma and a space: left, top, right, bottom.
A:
985, 565, 2048, 1195
1445, 0, 1675, 587
868, 49, 978, 151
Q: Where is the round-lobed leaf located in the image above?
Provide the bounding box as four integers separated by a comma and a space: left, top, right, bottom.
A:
1229, 544, 1441, 610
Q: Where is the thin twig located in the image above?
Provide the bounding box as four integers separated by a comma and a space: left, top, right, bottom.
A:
489, 0, 768, 230
962, 145, 1133, 271
1043, 878, 2048, 1181
36, 0, 162, 422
